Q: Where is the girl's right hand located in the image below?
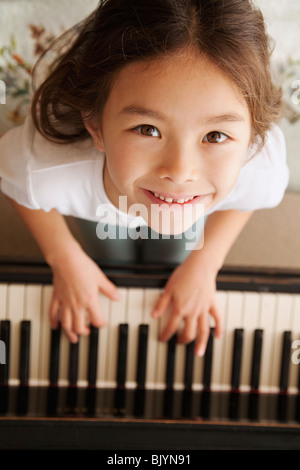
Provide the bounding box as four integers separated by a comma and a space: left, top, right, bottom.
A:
48, 246, 120, 343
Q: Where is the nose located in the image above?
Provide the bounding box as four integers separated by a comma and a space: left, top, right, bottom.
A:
157, 141, 201, 184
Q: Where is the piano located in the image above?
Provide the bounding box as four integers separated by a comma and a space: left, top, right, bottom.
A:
0, 260, 300, 450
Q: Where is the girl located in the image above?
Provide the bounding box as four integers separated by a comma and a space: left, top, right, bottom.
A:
0, 0, 289, 357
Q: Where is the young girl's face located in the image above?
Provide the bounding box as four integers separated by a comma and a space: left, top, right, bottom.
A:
88, 49, 251, 234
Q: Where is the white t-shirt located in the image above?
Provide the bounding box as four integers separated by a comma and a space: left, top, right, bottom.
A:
0, 115, 289, 227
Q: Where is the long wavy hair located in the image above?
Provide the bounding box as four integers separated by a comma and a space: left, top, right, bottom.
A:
31, 0, 282, 148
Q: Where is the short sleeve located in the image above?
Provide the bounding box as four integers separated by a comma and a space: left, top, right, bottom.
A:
0, 118, 39, 209
208, 124, 290, 214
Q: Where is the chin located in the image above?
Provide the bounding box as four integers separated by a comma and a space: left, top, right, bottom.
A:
148, 205, 204, 238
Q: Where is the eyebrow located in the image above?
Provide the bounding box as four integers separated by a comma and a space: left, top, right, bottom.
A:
120, 105, 167, 122
119, 105, 246, 124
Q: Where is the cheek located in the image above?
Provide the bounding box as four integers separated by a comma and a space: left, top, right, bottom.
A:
106, 147, 140, 187
210, 153, 245, 193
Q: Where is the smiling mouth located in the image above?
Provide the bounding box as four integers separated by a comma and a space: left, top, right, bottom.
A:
145, 189, 208, 205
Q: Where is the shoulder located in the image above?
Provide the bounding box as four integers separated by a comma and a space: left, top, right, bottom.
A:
0, 114, 102, 170
240, 124, 289, 208
209, 124, 289, 214
0, 115, 106, 217
243, 124, 289, 191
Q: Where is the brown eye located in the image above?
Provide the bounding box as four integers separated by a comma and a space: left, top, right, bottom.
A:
136, 125, 161, 137
204, 131, 228, 144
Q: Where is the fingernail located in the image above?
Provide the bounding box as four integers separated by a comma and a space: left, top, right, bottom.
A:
197, 347, 205, 357
152, 310, 159, 317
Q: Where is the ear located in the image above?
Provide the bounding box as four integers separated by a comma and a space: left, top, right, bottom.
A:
81, 112, 105, 152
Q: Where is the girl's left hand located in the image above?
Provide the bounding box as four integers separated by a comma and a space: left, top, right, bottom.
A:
151, 253, 222, 356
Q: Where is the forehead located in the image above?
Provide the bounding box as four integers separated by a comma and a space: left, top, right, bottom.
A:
106, 48, 249, 121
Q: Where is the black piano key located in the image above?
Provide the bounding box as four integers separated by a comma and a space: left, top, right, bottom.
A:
184, 340, 195, 391
136, 324, 148, 388
116, 323, 128, 388
250, 329, 263, 391
231, 328, 244, 390
49, 325, 61, 386
202, 328, 214, 390
19, 320, 30, 386
0, 320, 10, 385
68, 341, 79, 386
87, 325, 99, 386
165, 333, 177, 390
279, 330, 292, 392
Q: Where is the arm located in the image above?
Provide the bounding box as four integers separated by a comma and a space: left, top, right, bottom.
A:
152, 209, 254, 356
8, 199, 120, 342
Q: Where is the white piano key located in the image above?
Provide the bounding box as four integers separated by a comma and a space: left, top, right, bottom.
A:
7, 284, 25, 385
96, 292, 110, 388
220, 291, 244, 390
240, 292, 261, 391
105, 288, 127, 388
126, 288, 144, 388
38, 285, 52, 385
24, 285, 42, 386
144, 288, 161, 389
270, 294, 293, 391
257, 293, 276, 393
210, 290, 228, 391
290, 295, 300, 393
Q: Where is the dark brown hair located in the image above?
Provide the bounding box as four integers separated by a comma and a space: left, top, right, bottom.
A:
31, 0, 282, 147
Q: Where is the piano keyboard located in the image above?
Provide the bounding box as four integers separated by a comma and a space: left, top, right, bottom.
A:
1, 278, 300, 394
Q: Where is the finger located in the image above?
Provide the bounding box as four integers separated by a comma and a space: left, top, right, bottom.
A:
60, 307, 79, 343
195, 313, 210, 357
87, 298, 107, 328
49, 294, 60, 329
151, 291, 171, 319
210, 301, 222, 338
159, 306, 182, 342
98, 273, 120, 301
72, 309, 90, 337
177, 314, 198, 344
